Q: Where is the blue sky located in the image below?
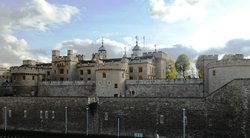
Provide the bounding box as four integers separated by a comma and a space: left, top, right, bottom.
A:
1, 0, 250, 67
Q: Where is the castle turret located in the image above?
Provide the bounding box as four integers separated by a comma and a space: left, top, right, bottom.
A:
67, 49, 73, 59
131, 36, 142, 58
96, 61, 128, 97
98, 38, 107, 59
154, 51, 168, 79
52, 50, 60, 61
203, 55, 218, 95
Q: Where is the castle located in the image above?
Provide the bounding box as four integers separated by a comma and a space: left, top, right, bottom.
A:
1, 38, 250, 98
2, 39, 250, 137
2, 38, 167, 97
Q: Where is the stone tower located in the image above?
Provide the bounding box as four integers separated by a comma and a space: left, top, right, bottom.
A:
51, 49, 78, 81
203, 55, 218, 95
96, 59, 128, 97
154, 51, 168, 79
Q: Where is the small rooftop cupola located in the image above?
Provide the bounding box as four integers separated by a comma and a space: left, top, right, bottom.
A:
98, 38, 106, 51
131, 36, 142, 58
98, 38, 107, 59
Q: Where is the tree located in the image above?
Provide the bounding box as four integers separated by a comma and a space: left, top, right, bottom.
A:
166, 59, 177, 79
195, 55, 205, 78
175, 54, 190, 78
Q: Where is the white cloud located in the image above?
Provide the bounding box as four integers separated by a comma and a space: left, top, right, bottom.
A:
0, 34, 50, 67
55, 38, 127, 59
0, 0, 78, 67
183, 5, 250, 51
149, 0, 210, 23
0, 0, 79, 32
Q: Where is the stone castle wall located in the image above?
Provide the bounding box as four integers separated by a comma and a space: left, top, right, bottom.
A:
205, 78, 250, 137
38, 81, 95, 97
35, 79, 203, 97
126, 79, 203, 97
0, 97, 205, 137
1, 79, 250, 137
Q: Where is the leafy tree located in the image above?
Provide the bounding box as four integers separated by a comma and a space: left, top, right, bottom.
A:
166, 60, 177, 79
175, 54, 190, 78
195, 55, 205, 78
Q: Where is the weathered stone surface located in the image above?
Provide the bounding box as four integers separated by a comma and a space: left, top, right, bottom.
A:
0, 97, 205, 137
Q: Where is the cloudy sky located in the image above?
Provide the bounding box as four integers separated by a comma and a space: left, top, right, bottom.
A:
1, 0, 250, 67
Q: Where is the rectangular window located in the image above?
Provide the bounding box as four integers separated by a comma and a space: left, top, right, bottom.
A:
88, 78, 91, 80
80, 78, 84, 81
129, 67, 133, 73
67, 70, 68, 74
80, 70, 83, 75
103, 72, 106, 78
32, 76, 35, 80
23, 76, 26, 80
87, 69, 91, 74
139, 67, 143, 72
47, 71, 50, 76
213, 70, 216, 76
114, 83, 118, 88
60, 77, 64, 81
54, 70, 56, 74
60, 69, 64, 74
129, 76, 133, 80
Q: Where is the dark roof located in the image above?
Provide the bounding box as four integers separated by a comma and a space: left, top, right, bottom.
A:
36, 63, 52, 66
130, 55, 154, 61
103, 58, 122, 62
98, 45, 106, 51
132, 45, 141, 51
78, 60, 95, 64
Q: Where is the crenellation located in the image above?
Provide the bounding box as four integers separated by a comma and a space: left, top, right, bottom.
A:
208, 59, 250, 68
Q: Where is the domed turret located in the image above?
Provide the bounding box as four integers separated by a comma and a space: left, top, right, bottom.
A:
131, 36, 142, 58
98, 38, 107, 59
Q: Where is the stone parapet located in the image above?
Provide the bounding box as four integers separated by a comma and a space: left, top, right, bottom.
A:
126, 78, 203, 85
39, 81, 95, 86
208, 59, 250, 68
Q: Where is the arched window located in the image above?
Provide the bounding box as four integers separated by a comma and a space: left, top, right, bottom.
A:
103, 72, 106, 78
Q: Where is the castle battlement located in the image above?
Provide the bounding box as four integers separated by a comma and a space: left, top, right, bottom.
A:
129, 58, 154, 64
0, 67, 8, 71
203, 55, 218, 60
96, 62, 127, 70
10, 66, 47, 74
77, 62, 96, 67
126, 78, 203, 85
39, 81, 95, 86
208, 59, 250, 68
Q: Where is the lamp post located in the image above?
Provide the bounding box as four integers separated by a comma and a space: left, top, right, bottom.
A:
117, 116, 120, 137
86, 106, 89, 136
117, 111, 123, 137
65, 106, 68, 134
